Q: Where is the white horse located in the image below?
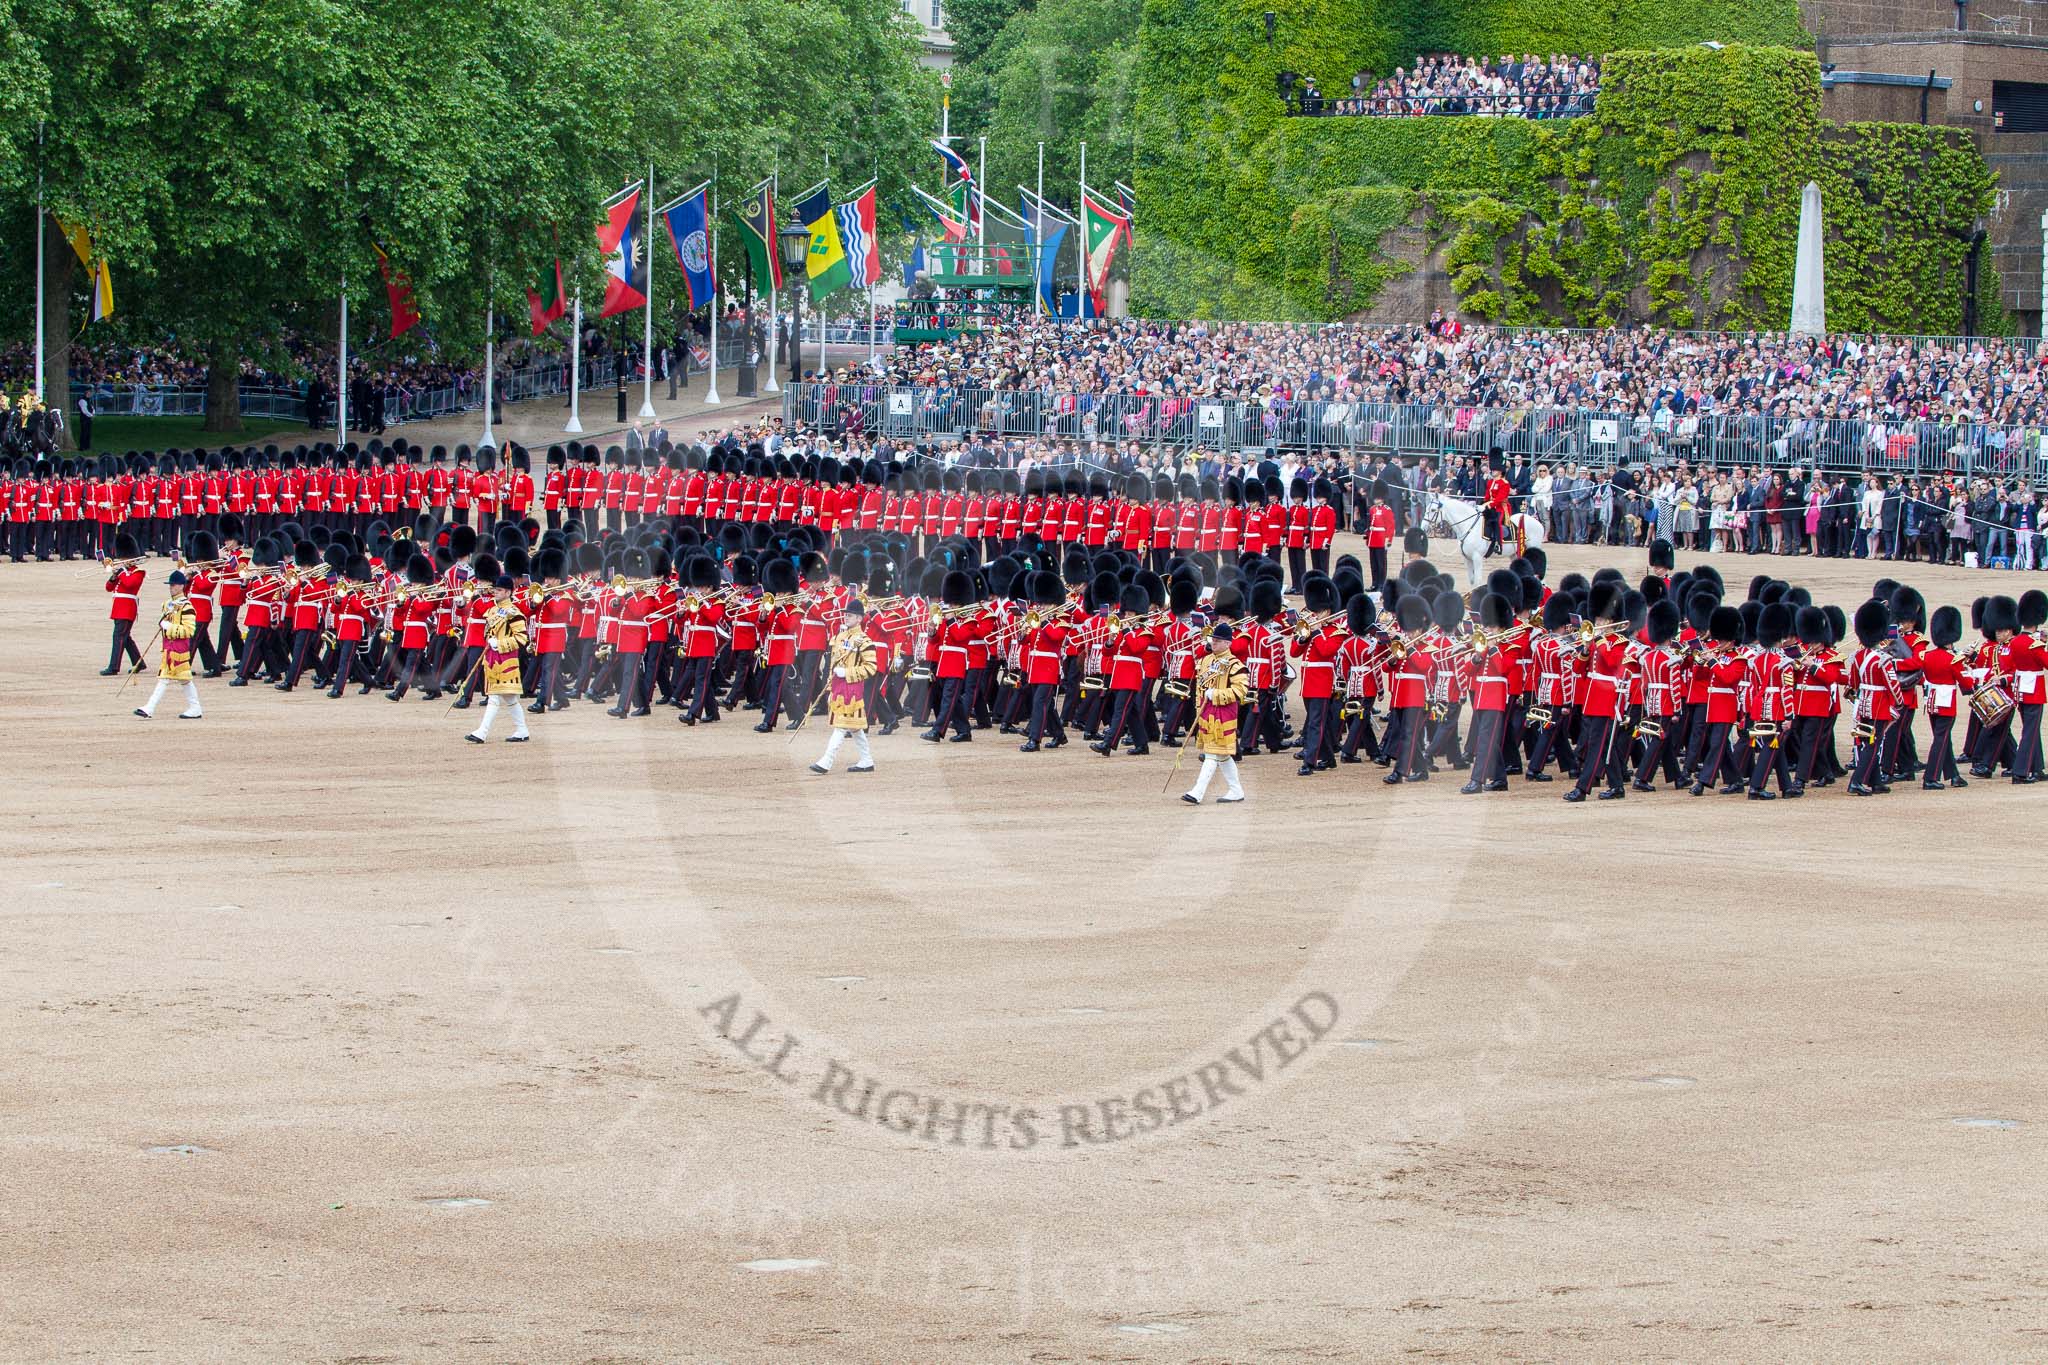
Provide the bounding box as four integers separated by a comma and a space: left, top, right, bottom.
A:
1416, 489, 1547, 586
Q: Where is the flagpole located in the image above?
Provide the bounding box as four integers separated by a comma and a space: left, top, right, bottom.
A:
1077, 140, 1087, 316
640, 161, 658, 418
763, 167, 780, 394
566, 291, 584, 434
704, 166, 722, 406
977, 135, 987, 252
480, 298, 497, 449
1035, 142, 1045, 317
33, 122, 45, 401
337, 273, 348, 445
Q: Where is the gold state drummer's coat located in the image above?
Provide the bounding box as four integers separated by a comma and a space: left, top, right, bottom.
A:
158, 597, 197, 681
482, 602, 529, 696
826, 627, 880, 730
1192, 649, 1250, 756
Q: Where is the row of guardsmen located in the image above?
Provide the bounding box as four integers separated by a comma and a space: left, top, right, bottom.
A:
100, 498, 2048, 798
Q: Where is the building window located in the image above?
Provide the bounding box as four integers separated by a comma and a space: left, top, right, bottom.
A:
930, 0, 943, 28
1993, 80, 2048, 132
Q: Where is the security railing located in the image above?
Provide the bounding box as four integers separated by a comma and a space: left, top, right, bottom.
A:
781, 382, 2048, 481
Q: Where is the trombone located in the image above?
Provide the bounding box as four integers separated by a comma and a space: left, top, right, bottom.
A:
1292, 607, 1347, 639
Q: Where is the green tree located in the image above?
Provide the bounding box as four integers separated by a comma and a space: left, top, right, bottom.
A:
2, 0, 935, 440
978, 0, 1140, 205
947, 0, 1034, 66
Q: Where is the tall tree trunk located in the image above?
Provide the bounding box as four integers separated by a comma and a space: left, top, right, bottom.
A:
202, 357, 243, 433
39, 212, 74, 452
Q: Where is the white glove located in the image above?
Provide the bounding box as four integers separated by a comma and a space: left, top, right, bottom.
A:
832, 666, 847, 680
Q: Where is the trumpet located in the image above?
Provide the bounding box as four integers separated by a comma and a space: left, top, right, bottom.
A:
174, 555, 233, 573
96, 556, 146, 575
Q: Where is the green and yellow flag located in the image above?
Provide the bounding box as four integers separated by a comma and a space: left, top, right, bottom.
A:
794, 181, 851, 297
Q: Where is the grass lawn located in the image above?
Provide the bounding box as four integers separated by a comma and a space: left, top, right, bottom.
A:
73, 414, 312, 457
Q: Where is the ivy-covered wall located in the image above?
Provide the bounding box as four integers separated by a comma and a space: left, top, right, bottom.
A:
1132, 3, 2004, 333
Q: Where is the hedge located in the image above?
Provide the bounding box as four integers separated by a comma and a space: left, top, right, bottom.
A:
1133, 16, 2005, 334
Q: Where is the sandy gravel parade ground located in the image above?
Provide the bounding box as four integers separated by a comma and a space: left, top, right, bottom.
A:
5, 534, 2045, 1362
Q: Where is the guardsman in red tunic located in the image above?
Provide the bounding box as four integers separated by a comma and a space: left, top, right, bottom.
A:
527, 549, 576, 712
2006, 589, 2048, 783
1094, 584, 1157, 757
1381, 594, 1436, 782
213, 519, 248, 665
183, 530, 225, 676
756, 558, 804, 731
785, 553, 835, 726
1018, 572, 1075, 752
1366, 483, 1396, 587
278, 544, 335, 692
232, 542, 289, 686
540, 448, 567, 530
997, 479, 1024, 553
607, 549, 654, 718
101, 531, 148, 674
58, 466, 83, 560
1919, 604, 1967, 789
446, 554, 498, 706
1884, 586, 1928, 783
385, 551, 440, 700
1236, 579, 1290, 758
1849, 597, 1907, 795
1565, 586, 1632, 803
1155, 578, 1204, 746
1742, 602, 1797, 799
1309, 478, 1339, 578
719, 555, 764, 712
1685, 605, 1747, 796
1787, 605, 1844, 792
1459, 591, 1518, 793
1289, 576, 1344, 774
1630, 599, 1687, 791
922, 570, 985, 743
326, 557, 374, 697
580, 449, 608, 530
1335, 592, 1386, 764
1282, 476, 1312, 594
677, 555, 728, 726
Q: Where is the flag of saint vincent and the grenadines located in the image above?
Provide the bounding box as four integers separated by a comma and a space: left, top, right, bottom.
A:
737, 177, 781, 292
795, 181, 851, 297
833, 183, 883, 289
597, 182, 647, 318
660, 182, 716, 310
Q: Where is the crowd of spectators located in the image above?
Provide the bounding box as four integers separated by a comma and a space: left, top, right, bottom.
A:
1298, 53, 1600, 118
877, 316, 2048, 445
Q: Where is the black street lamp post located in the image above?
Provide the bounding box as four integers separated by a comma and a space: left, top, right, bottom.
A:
778, 221, 811, 389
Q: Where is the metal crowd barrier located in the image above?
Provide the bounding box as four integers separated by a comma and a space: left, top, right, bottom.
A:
780, 382, 2048, 481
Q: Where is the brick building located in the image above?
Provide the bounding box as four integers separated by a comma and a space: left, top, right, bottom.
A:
1804, 0, 2048, 330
